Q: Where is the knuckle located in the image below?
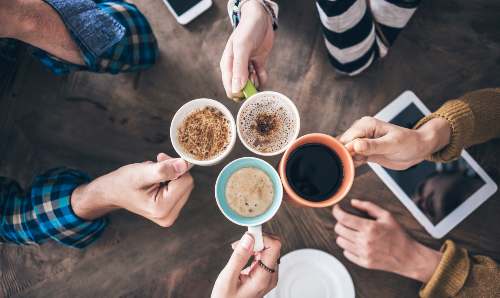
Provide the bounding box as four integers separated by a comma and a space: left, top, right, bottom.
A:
364, 259, 374, 269
157, 216, 176, 228
183, 173, 195, 188
360, 116, 376, 126
336, 237, 343, 246
153, 165, 165, 178
257, 285, 267, 294
273, 239, 282, 250
150, 205, 168, 219
399, 163, 412, 171
336, 211, 345, 222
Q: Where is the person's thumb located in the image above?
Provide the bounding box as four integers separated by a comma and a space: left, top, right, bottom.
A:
231, 44, 251, 95
142, 158, 189, 184
351, 137, 392, 156
223, 233, 254, 281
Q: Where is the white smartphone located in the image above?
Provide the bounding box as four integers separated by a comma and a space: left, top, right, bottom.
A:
162, 0, 212, 25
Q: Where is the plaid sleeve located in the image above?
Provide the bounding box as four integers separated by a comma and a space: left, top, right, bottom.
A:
0, 168, 107, 248
33, 0, 158, 75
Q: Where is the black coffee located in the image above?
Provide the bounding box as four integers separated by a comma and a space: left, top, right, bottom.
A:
285, 143, 343, 202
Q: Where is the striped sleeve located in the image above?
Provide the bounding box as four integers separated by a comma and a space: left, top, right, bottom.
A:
370, 0, 420, 45
316, 0, 420, 76
0, 168, 107, 248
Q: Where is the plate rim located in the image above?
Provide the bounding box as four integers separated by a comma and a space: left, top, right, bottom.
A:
265, 248, 355, 298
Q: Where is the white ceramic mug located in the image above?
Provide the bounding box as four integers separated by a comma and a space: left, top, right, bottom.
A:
170, 98, 237, 166
236, 81, 300, 156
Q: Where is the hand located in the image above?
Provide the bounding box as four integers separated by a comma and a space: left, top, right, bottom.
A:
339, 116, 451, 170
212, 233, 281, 298
71, 153, 194, 227
332, 199, 442, 283
220, 0, 274, 99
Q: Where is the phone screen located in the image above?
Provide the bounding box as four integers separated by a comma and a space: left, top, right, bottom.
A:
167, 0, 203, 15
384, 103, 485, 225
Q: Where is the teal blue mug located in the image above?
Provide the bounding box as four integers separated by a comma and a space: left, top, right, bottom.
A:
215, 157, 283, 251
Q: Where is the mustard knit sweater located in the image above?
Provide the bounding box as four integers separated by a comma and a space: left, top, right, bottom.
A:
414, 88, 500, 298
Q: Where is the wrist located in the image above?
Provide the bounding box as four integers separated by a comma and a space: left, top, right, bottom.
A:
71, 182, 117, 220
401, 241, 443, 283
241, 0, 273, 25
241, 1, 266, 17
416, 117, 452, 157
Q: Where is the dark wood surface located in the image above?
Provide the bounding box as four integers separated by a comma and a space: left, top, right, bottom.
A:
1, 0, 500, 297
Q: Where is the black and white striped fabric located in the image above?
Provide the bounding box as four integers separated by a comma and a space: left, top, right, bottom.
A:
316, 0, 420, 75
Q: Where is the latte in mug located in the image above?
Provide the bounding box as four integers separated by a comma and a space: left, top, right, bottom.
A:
225, 167, 274, 217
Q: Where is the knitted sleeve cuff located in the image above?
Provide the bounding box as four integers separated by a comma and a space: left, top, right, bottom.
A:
414, 99, 474, 162
419, 240, 470, 298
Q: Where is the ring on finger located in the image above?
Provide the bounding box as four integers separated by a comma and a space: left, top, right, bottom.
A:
258, 260, 276, 273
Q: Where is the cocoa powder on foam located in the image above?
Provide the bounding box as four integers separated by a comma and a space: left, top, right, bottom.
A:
239, 95, 296, 153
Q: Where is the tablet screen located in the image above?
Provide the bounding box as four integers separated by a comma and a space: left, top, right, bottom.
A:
385, 103, 486, 225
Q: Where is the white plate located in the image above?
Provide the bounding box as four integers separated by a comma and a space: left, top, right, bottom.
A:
265, 249, 355, 298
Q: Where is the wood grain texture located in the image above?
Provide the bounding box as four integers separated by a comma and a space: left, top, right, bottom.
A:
1, 0, 500, 297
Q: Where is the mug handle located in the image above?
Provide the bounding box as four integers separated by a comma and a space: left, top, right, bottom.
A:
233, 80, 258, 102
247, 225, 264, 252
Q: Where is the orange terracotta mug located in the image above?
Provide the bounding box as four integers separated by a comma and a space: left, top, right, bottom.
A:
278, 133, 355, 208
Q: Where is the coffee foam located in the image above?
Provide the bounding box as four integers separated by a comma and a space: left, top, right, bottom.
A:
239, 94, 297, 153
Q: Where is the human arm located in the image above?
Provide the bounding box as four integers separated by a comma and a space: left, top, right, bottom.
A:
339, 116, 451, 170
0, 153, 194, 248
1, 0, 157, 75
211, 233, 281, 298
71, 153, 193, 226
332, 199, 442, 282
0, 168, 107, 248
332, 200, 500, 298
419, 240, 500, 298
339, 88, 500, 169
220, 0, 278, 99
414, 88, 500, 162
0, 0, 85, 65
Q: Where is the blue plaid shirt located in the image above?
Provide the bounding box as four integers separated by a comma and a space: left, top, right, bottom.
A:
0, 168, 107, 248
33, 0, 158, 75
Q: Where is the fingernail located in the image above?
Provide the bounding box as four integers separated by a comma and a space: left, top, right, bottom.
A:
232, 77, 242, 94
240, 233, 254, 251
173, 159, 187, 173
352, 199, 359, 204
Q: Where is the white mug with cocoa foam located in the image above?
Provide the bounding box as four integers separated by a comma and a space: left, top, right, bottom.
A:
236, 81, 301, 156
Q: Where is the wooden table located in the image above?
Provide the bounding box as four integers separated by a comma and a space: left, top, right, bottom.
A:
1, 0, 500, 297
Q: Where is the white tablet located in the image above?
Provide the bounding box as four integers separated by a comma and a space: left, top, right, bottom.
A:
369, 91, 498, 238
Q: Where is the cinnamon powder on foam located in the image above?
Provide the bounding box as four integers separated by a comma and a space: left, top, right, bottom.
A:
177, 107, 230, 160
